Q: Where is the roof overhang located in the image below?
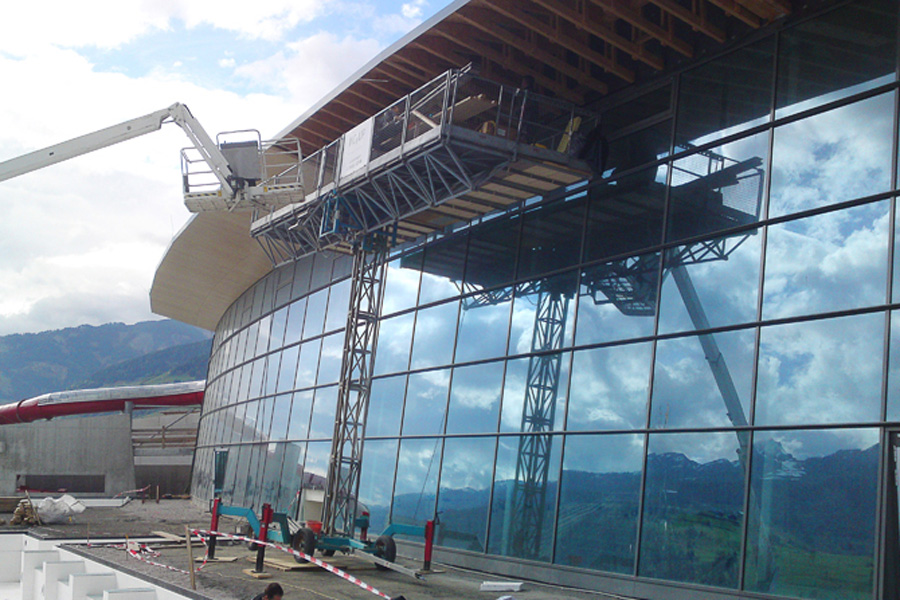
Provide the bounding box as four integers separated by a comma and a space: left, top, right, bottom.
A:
152, 0, 801, 331
150, 211, 271, 330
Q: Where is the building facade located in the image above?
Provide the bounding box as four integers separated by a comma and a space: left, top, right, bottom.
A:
186, 1, 900, 598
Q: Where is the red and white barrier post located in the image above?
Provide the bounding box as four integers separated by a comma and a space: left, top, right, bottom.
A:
253, 503, 273, 574
207, 498, 220, 560
423, 519, 435, 572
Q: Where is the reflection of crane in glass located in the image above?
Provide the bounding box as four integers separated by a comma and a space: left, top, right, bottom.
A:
462, 144, 764, 560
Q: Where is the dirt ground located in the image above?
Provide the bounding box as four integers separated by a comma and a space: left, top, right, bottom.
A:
1, 499, 630, 600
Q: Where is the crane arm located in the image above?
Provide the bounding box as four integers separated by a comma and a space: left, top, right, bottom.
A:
0, 103, 238, 198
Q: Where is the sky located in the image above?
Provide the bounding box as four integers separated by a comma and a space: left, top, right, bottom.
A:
0, 0, 448, 336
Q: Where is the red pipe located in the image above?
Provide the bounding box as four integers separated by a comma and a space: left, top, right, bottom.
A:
0, 389, 204, 425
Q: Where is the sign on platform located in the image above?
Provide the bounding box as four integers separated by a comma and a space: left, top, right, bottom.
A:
340, 117, 375, 180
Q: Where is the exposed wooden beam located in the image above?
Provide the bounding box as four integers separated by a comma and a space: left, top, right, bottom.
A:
474, 1, 636, 82
317, 104, 363, 129
300, 117, 344, 142
451, 11, 613, 92
352, 77, 408, 103
647, 0, 726, 43
372, 63, 423, 90
705, 0, 762, 27
740, 0, 791, 20
586, 0, 694, 58
436, 23, 590, 102
383, 55, 432, 83
393, 47, 459, 77
331, 93, 382, 119
529, 0, 667, 70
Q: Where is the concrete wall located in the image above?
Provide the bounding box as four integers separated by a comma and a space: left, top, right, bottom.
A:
0, 415, 135, 496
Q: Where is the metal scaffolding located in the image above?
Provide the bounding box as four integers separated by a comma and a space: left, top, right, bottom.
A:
322, 239, 388, 536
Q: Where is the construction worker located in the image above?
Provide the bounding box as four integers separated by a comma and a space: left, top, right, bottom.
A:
252, 582, 283, 600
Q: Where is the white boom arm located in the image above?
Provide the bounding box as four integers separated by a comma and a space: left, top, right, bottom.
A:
0, 102, 240, 199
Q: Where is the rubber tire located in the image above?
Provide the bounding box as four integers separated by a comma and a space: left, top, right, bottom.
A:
374, 534, 396, 570
292, 527, 317, 563
239, 521, 261, 551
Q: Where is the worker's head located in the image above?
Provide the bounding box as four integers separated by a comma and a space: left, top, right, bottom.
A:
264, 583, 284, 599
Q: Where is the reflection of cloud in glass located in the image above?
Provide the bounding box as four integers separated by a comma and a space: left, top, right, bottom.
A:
763, 201, 889, 319
567, 344, 651, 431
756, 313, 883, 426
769, 92, 894, 218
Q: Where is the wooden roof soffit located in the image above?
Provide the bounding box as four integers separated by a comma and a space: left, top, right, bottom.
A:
705, 0, 761, 27
434, 22, 591, 103
473, 1, 636, 83
587, 0, 694, 58
371, 62, 424, 90
393, 47, 460, 78
528, 0, 666, 71
646, 0, 727, 43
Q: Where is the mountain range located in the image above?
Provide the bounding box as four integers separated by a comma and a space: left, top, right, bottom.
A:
0, 320, 212, 404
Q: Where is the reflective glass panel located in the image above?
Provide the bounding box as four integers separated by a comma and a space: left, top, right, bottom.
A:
894, 199, 900, 304
557, 433, 643, 573
584, 164, 667, 262
286, 390, 313, 441
358, 439, 398, 533
755, 313, 884, 425
639, 432, 745, 588
256, 314, 272, 356
567, 344, 652, 431
889, 311, 900, 421
373, 312, 415, 376
264, 353, 279, 397
658, 232, 761, 333
409, 301, 459, 370
324, 279, 351, 332
455, 288, 512, 363
303, 441, 331, 487
437, 437, 494, 552
393, 438, 443, 528
303, 289, 328, 339
270, 306, 288, 350
276, 345, 299, 393
366, 375, 406, 437
294, 338, 321, 391
382, 255, 421, 316
500, 353, 570, 433
669, 131, 767, 243
270, 394, 292, 441
650, 329, 755, 429
775, 0, 897, 118
419, 233, 468, 305
401, 369, 450, 436
308, 386, 338, 440
292, 256, 313, 300
487, 434, 561, 562
509, 272, 576, 356
272, 441, 304, 512
744, 429, 880, 599
284, 298, 307, 345
769, 93, 895, 218
763, 200, 890, 320
445, 361, 503, 435
518, 198, 585, 280
316, 331, 344, 386
576, 254, 658, 346
677, 38, 774, 145
603, 120, 672, 176
465, 214, 519, 289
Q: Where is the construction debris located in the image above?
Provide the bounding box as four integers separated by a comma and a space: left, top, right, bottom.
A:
9, 499, 39, 526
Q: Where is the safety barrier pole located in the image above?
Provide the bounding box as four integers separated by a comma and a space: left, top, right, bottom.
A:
208, 498, 220, 560
423, 519, 435, 572
254, 503, 273, 573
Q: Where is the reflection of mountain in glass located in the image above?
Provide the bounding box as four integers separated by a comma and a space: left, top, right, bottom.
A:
382, 442, 878, 594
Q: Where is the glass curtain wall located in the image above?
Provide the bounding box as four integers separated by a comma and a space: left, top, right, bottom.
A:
194, 2, 900, 598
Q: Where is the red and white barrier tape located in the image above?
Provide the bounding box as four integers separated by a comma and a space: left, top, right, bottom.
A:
191, 529, 395, 600
126, 547, 189, 575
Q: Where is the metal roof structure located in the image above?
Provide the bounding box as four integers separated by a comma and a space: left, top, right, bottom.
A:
151, 0, 799, 330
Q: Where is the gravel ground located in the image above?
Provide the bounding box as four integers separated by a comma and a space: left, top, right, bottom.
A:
2, 499, 626, 600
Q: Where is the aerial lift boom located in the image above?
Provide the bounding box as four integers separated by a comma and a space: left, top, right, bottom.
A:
0, 102, 304, 212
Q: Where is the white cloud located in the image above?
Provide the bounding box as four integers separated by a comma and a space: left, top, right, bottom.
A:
0, 0, 329, 55
233, 31, 383, 111
402, 0, 427, 19
219, 58, 236, 68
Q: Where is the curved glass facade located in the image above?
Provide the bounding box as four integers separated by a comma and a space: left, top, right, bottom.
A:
193, 2, 900, 598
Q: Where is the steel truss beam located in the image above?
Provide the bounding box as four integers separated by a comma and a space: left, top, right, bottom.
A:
322, 240, 389, 536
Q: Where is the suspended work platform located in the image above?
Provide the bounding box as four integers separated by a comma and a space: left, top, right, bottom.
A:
250, 69, 595, 262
